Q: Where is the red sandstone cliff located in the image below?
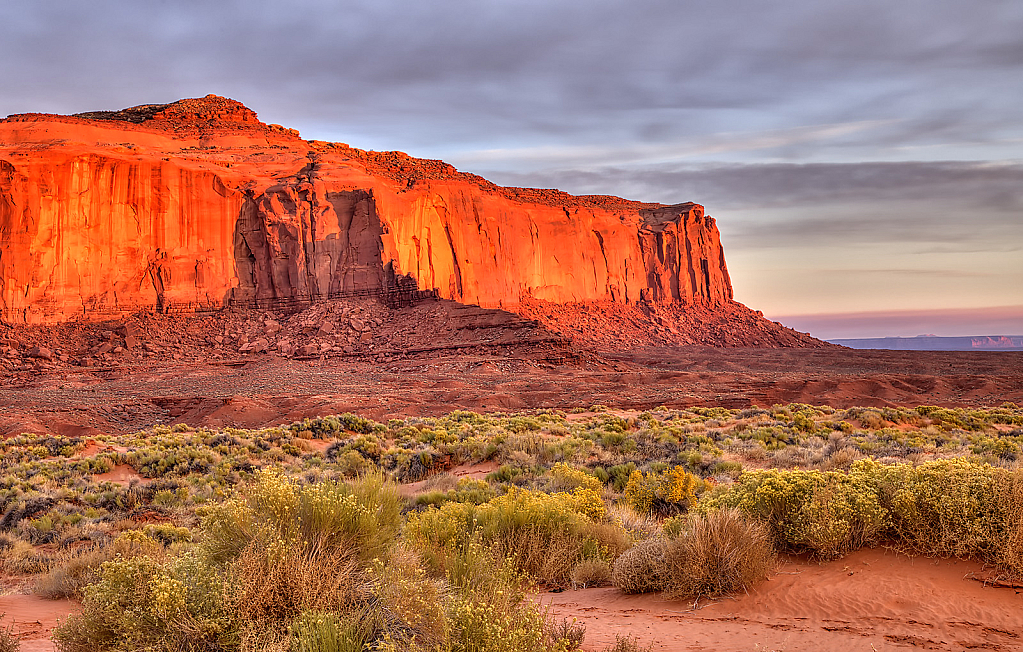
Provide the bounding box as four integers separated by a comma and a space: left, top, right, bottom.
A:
0, 95, 765, 341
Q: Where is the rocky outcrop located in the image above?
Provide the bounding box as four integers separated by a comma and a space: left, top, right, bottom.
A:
3, 96, 733, 326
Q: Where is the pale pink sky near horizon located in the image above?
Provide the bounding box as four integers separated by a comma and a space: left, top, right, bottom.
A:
767, 305, 1023, 340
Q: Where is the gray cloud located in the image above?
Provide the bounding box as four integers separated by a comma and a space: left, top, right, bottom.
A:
480, 160, 1023, 249
2, 0, 1022, 157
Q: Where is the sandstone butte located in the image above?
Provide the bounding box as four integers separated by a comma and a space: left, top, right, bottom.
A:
0, 94, 781, 343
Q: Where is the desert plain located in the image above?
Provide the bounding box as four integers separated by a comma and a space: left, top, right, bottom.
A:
0, 97, 1020, 652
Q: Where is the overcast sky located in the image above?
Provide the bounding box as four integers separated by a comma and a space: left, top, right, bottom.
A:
2, 0, 1021, 337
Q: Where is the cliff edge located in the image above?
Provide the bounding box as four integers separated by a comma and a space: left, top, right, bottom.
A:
0, 95, 822, 347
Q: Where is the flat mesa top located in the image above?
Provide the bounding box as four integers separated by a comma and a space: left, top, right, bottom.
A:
1, 94, 682, 212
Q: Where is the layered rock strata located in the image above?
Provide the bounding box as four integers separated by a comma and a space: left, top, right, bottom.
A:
2, 95, 733, 325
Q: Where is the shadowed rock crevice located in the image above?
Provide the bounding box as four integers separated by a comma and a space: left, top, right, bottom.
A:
232, 179, 389, 303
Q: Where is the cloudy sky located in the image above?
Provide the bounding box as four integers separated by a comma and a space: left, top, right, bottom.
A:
2, 0, 1021, 338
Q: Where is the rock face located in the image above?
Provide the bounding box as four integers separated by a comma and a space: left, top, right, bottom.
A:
0, 95, 734, 324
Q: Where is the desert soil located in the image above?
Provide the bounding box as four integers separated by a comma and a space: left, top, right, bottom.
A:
547, 548, 1023, 651
1, 344, 1020, 438
2, 303, 1022, 649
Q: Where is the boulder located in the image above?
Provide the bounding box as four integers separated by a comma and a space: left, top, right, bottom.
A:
27, 346, 53, 360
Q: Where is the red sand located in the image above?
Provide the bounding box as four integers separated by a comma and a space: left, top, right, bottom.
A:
0, 594, 76, 651
93, 464, 144, 486
546, 548, 1023, 651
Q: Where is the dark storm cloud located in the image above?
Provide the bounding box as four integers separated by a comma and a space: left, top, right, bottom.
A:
2, 0, 1022, 155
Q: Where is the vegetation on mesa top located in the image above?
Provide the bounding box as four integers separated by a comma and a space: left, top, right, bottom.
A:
0, 403, 1019, 651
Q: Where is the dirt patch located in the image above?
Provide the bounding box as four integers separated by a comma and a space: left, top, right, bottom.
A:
546, 548, 1023, 651
0, 346, 1020, 438
94, 464, 144, 486
0, 594, 78, 651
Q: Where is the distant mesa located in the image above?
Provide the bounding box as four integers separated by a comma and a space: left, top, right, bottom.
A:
829, 336, 1023, 351
0, 96, 824, 347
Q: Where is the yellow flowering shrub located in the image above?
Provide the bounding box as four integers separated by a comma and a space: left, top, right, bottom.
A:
624, 470, 655, 513
699, 458, 1023, 569
624, 466, 701, 515
699, 464, 887, 558
569, 487, 606, 520
406, 486, 624, 587
875, 458, 1002, 557
550, 462, 603, 493
55, 552, 232, 651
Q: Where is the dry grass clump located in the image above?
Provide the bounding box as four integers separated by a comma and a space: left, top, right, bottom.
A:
660, 509, 775, 599
0, 538, 51, 575
611, 510, 774, 599
600, 634, 652, 652
611, 537, 670, 594
607, 503, 660, 540
231, 539, 365, 624
570, 558, 612, 588
0, 619, 18, 652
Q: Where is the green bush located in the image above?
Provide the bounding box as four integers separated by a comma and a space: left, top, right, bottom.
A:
407, 487, 626, 587
699, 463, 887, 558
699, 459, 1023, 575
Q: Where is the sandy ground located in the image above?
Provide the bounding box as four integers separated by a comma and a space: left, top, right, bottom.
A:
0, 594, 76, 651
2, 336, 1022, 649
546, 548, 1023, 651
12, 550, 1022, 651
1, 347, 1020, 438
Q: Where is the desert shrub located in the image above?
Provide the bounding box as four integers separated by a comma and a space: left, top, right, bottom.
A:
570, 558, 612, 588
611, 537, 670, 594
292, 414, 375, 437
429, 539, 579, 652
0, 626, 15, 652
36, 531, 164, 600
407, 487, 625, 587
700, 464, 887, 558
823, 446, 864, 470
994, 467, 1023, 578
875, 458, 1004, 559
659, 509, 774, 599
547, 618, 586, 651
53, 551, 234, 652
415, 478, 497, 508
624, 466, 701, 515
698, 459, 1023, 575
201, 468, 401, 565
600, 635, 652, 652
549, 463, 602, 493
370, 548, 449, 649
607, 463, 637, 491
143, 523, 192, 545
